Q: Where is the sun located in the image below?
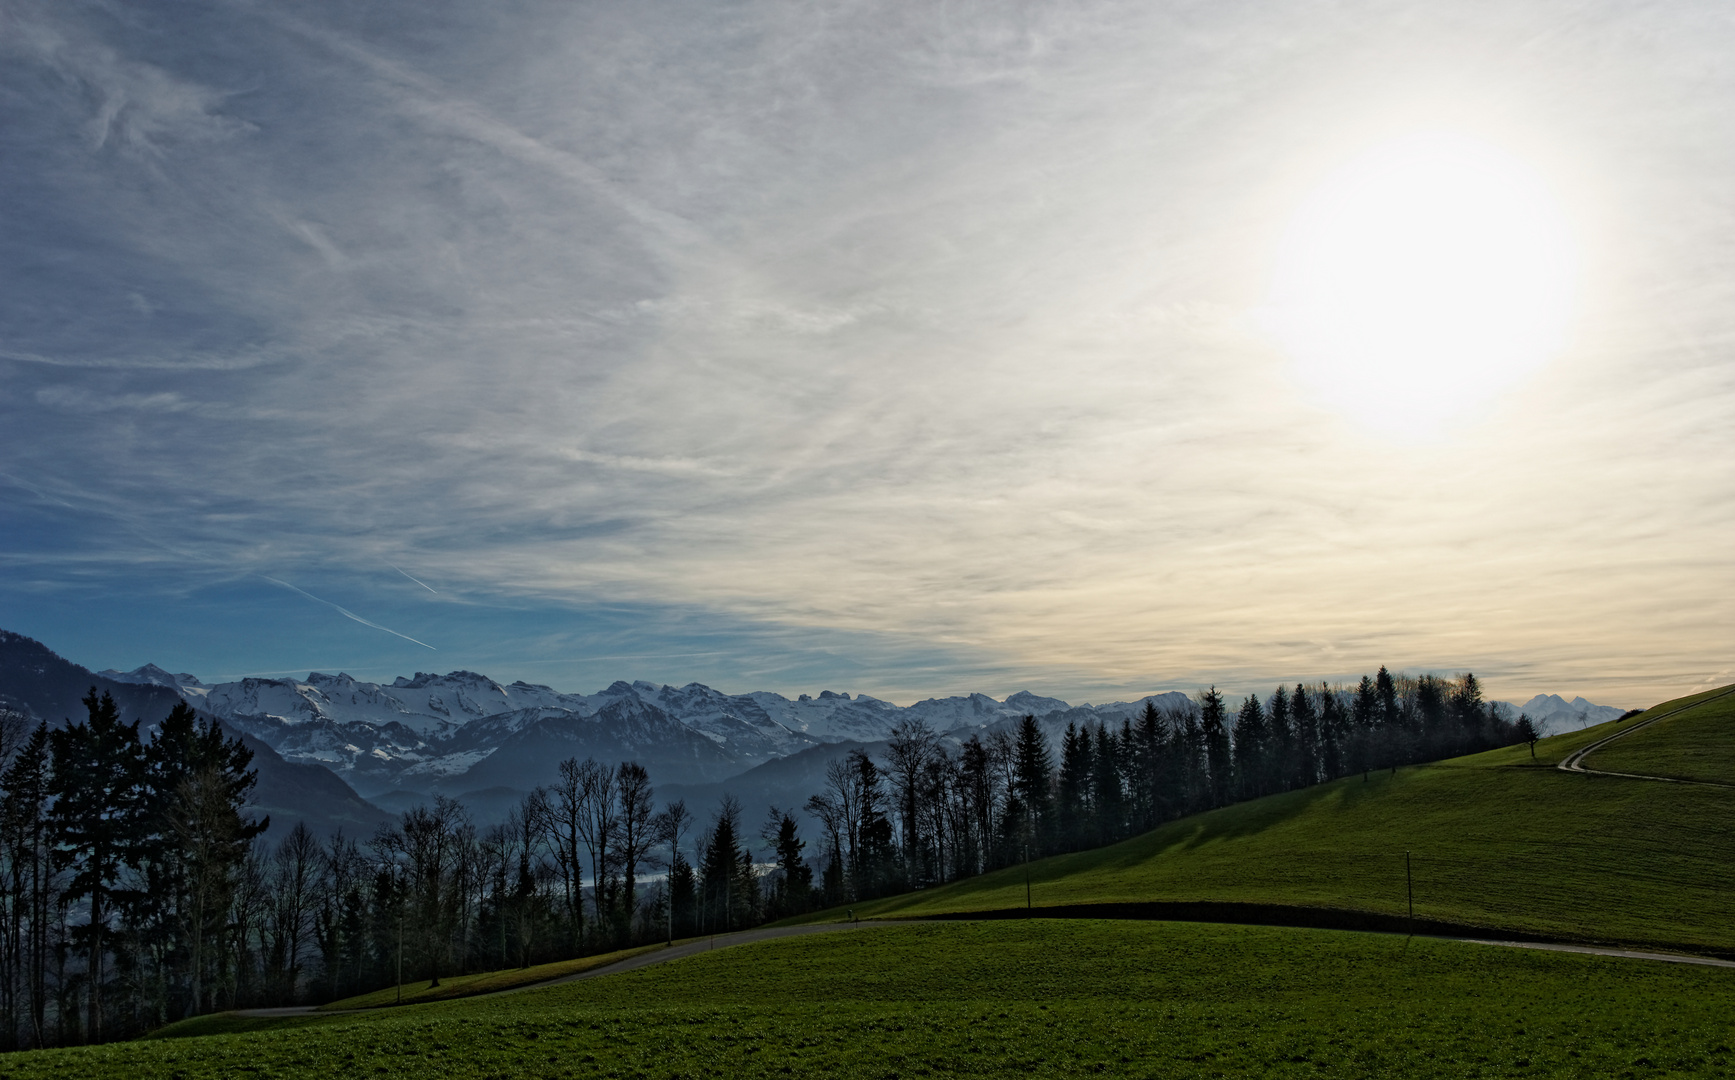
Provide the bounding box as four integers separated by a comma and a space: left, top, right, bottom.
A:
1266, 132, 1579, 436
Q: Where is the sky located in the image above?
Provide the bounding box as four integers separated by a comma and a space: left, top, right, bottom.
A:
2, 0, 1732, 708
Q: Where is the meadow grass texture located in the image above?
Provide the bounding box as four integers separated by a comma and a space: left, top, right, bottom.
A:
790, 695, 1735, 955
3, 921, 1731, 1079
1588, 687, 1735, 786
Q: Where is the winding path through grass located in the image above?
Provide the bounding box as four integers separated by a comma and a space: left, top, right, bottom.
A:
1559, 684, 1735, 787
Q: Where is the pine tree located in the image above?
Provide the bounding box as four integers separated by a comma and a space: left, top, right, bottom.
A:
1055, 722, 1092, 853
1450, 673, 1486, 751
1415, 676, 1447, 756
760, 808, 812, 918
1267, 685, 1293, 792
1232, 695, 1267, 800
1375, 666, 1401, 771
667, 852, 697, 937
1090, 724, 1125, 845
146, 702, 266, 1018
1132, 702, 1163, 828
0, 724, 54, 1047
1318, 684, 1345, 780
1010, 716, 1053, 855
1350, 675, 1379, 778
1199, 688, 1232, 808
47, 689, 147, 1042
699, 798, 741, 932
1290, 684, 1319, 788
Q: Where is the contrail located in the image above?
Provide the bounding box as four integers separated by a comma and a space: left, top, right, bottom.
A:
391, 565, 439, 594
263, 577, 437, 650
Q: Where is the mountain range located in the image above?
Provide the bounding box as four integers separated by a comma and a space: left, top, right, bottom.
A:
93, 662, 1194, 802
0, 631, 391, 837
0, 627, 1633, 834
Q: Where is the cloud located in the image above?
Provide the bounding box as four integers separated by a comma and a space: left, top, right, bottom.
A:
2, 0, 1734, 705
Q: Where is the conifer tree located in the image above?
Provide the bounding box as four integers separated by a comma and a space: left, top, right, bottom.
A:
47, 689, 147, 1042
761, 808, 812, 918
1090, 724, 1125, 845
1375, 666, 1401, 769
146, 702, 266, 1017
1290, 684, 1319, 788
1232, 695, 1268, 799
1199, 688, 1232, 808
1010, 716, 1053, 855
699, 798, 742, 931
1450, 673, 1486, 750
1132, 702, 1164, 828
1, 723, 54, 1047
1318, 684, 1345, 779
1267, 685, 1292, 792
1055, 722, 1092, 852
1415, 675, 1447, 756
1350, 675, 1379, 777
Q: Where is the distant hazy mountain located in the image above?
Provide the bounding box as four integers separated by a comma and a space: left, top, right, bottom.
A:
0, 631, 391, 837
90, 657, 1213, 812
1514, 693, 1631, 731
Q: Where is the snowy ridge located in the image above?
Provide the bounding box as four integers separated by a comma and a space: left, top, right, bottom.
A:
117, 660, 1629, 799
1514, 694, 1630, 731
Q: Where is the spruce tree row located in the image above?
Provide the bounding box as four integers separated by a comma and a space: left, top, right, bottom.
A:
0, 691, 264, 1047
803, 669, 1538, 904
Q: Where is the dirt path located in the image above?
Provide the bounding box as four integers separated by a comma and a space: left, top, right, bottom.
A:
1451, 938, 1735, 969
234, 921, 887, 1017
1557, 685, 1735, 787
496, 921, 882, 994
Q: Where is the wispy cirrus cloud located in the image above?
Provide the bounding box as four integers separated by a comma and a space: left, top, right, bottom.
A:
1, 0, 1733, 705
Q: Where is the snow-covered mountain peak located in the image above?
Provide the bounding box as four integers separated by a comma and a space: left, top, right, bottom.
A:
1004, 690, 1070, 715
1514, 693, 1628, 730
97, 663, 207, 690
392, 670, 501, 690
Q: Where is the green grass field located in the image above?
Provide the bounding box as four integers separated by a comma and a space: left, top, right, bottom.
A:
4, 921, 1733, 1079
789, 689, 1735, 956
1587, 687, 1735, 785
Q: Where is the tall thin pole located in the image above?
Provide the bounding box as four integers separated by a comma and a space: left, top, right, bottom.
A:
1024, 844, 1032, 914
1406, 851, 1414, 920
396, 907, 404, 1004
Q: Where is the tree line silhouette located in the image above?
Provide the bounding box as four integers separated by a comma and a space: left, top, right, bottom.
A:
0, 670, 1533, 1047
802, 668, 1538, 902
0, 690, 816, 1047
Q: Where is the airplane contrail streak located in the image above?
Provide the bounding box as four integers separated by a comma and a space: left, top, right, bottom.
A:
391, 565, 439, 594
262, 577, 437, 649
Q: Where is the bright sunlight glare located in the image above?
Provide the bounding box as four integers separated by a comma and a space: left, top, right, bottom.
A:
1267, 132, 1579, 437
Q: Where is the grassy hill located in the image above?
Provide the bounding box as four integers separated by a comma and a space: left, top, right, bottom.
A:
1584, 685, 1735, 785
8, 921, 1734, 1079
791, 686, 1735, 956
